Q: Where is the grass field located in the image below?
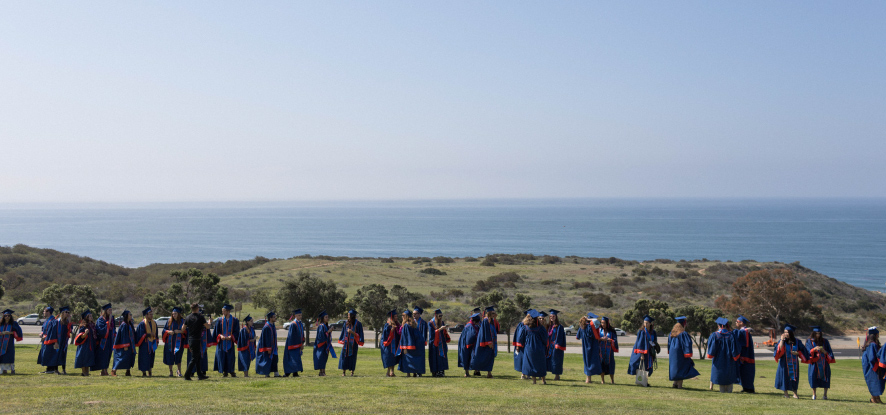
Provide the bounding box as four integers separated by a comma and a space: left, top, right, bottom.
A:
5, 345, 877, 414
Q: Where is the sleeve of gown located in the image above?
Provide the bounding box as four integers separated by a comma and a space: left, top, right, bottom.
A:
706, 333, 717, 359
356, 322, 364, 346
134, 322, 147, 347
773, 340, 784, 361
681, 333, 693, 358
612, 331, 619, 353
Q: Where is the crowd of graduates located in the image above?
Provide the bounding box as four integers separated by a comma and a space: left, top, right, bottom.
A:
2, 305, 886, 404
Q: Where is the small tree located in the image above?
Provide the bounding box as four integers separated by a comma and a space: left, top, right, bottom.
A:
715, 269, 815, 330
621, 299, 672, 333
0, 279, 4, 301
37, 284, 100, 317
144, 268, 229, 316
254, 271, 348, 344
350, 284, 395, 348
673, 305, 722, 359
496, 293, 531, 352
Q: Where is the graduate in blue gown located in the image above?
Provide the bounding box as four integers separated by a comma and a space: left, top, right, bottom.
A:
0, 309, 24, 375
512, 311, 528, 378
547, 309, 566, 381
577, 312, 602, 383
212, 304, 239, 377
707, 317, 739, 393
38, 306, 62, 374
458, 313, 480, 376
162, 307, 185, 377
628, 315, 658, 386
598, 316, 619, 384
338, 309, 364, 376
862, 327, 885, 404
134, 307, 159, 376
733, 316, 755, 393
397, 310, 425, 376
313, 310, 335, 376
428, 309, 450, 377
471, 306, 498, 377
237, 315, 256, 376
517, 310, 548, 384
73, 310, 95, 376
255, 311, 280, 377
283, 309, 305, 377
413, 306, 429, 346
667, 316, 700, 389
381, 310, 400, 377
55, 307, 73, 374
112, 310, 137, 376
91, 303, 115, 375
806, 326, 834, 400
774, 324, 812, 398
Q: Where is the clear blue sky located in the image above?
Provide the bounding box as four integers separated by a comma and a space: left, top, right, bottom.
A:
1, 2, 884, 203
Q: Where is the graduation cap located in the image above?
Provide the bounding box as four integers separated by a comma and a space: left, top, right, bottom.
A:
81, 310, 92, 319
715, 317, 729, 326
601, 316, 609, 322
548, 309, 560, 315
222, 304, 234, 311
388, 310, 398, 318
317, 310, 328, 319
737, 315, 750, 324
470, 313, 481, 320
434, 309, 442, 315
243, 315, 253, 322
44, 306, 55, 313
538, 311, 548, 318
121, 310, 131, 317
783, 324, 796, 332
868, 327, 879, 335
2, 309, 12, 315
59, 306, 71, 313
402, 310, 411, 315
471, 307, 481, 314
102, 303, 112, 310
810, 326, 822, 332
642, 315, 654, 322
142, 307, 152, 316
413, 306, 423, 314
292, 309, 302, 315
484, 306, 496, 313
171, 307, 182, 314
587, 312, 598, 319
266, 311, 276, 319
523, 309, 532, 315
675, 316, 687, 324
528, 310, 540, 319
348, 309, 358, 315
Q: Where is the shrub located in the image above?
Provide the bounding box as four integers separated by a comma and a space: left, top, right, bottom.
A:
583, 292, 614, 308
464, 257, 479, 262
540, 255, 562, 264
433, 256, 454, 264
573, 281, 595, 289
480, 258, 495, 267
541, 280, 559, 286
419, 267, 447, 276
380, 258, 394, 263
488, 272, 521, 284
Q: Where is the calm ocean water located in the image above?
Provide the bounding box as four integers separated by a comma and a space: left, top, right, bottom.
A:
0, 199, 883, 292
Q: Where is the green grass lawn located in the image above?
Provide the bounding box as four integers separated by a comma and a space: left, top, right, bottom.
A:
3, 345, 876, 414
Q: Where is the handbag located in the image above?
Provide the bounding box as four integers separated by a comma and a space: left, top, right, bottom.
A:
635, 356, 649, 387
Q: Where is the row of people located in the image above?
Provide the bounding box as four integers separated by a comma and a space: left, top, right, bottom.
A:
3, 306, 885, 404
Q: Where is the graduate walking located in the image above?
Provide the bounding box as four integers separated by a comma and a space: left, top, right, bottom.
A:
861, 327, 884, 404
598, 316, 618, 384
73, 310, 95, 376
547, 310, 566, 381
91, 303, 115, 376
283, 309, 305, 377
313, 310, 335, 376
806, 326, 835, 400
512, 311, 527, 379
457, 312, 480, 377
428, 309, 450, 377
773, 324, 812, 399
55, 307, 73, 374
255, 311, 281, 378
0, 310, 23, 375
517, 310, 548, 384
380, 310, 400, 377
134, 307, 159, 377
112, 310, 137, 376
212, 304, 239, 377
38, 306, 60, 374
707, 317, 738, 393
577, 312, 602, 384
397, 310, 426, 377
668, 316, 700, 389
470, 306, 498, 378
237, 315, 257, 377
733, 316, 755, 393
628, 315, 658, 386
162, 307, 186, 377
338, 309, 364, 376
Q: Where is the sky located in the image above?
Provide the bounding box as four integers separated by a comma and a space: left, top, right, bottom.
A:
1, 2, 884, 203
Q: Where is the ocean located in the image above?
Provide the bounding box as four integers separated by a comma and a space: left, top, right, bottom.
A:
0, 198, 883, 292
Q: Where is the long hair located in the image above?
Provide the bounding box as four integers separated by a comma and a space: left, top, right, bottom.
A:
434, 314, 445, 328
79, 313, 93, 328
579, 316, 588, 329
101, 308, 111, 321
550, 314, 560, 326
522, 315, 533, 326
809, 331, 823, 342
347, 313, 356, 325
402, 313, 416, 328
670, 323, 685, 338
600, 319, 615, 336
0, 314, 12, 325
785, 331, 796, 345
864, 333, 880, 349
171, 310, 182, 322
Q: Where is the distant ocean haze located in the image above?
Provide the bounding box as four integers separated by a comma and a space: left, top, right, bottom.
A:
0, 198, 883, 292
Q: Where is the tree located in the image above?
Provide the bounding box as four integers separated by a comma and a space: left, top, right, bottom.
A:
673, 305, 722, 360
496, 293, 532, 353
255, 271, 347, 344
473, 291, 505, 309
0, 279, 4, 301
143, 268, 229, 316
715, 269, 816, 330
37, 284, 100, 316
621, 299, 673, 333
350, 284, 396, 348
389, 285, 430, 311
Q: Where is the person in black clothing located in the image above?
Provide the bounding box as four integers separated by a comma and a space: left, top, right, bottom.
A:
183, 303, 211, 381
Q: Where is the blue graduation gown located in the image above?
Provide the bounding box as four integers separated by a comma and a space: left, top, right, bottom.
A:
255, 322, 278, 375
733, 328, 755, 389
707, 329, 738, 385
512, 322, 525, 372
38, 316, 57, 367
457, 321, 478, 369
238, 326, 256, 372
56, 320, 72, 367
428, 320, 450, 373
112, 321, 137, 370
313, 323, 335, 370
338, 320, 364, 371
577, 322, 602, 376
773, 340, 811, 391
73, 323, 95, 368
380, 322, 400, 368
212, 315, 239, 374
91, 316, 115, 371
806, 338, 834, 389
628, 328, 657, 376
863, 343, 886, 397
599, 327, 618, 375
518, 325, 548, 377
186, 328, 211, 373
470, 318, 497, 372
283, 319, 305, 374
134, 319, 159, 372
416, 317, 429, 346
397, 324, 425, 374
162, 319, 185, 366
547, 324, 566, 375
669, 332, 700, 381
0, 322, 23, 364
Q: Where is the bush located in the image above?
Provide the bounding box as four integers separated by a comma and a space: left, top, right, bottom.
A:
572, 281, 595, 289
419, 267, 447, 276
473, 280, 496, 292
380, 258, 394, 263
540, 255, 562, 264
480, 258, 495, 267
433, 256, 454, 263
540, 280, 559, 286
464, 257, 479, 262
488, 272, 521, 284
583, 292, 614, 308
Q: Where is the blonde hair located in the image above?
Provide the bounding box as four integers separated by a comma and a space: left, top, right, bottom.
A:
670, 323, 685, 338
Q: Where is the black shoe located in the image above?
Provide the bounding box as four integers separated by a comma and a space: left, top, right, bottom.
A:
184, 376, 192, 381
293, 373, 299, 377
230, 373, 237, 378
223, 373, 228, 377
197, 375, 209, 380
